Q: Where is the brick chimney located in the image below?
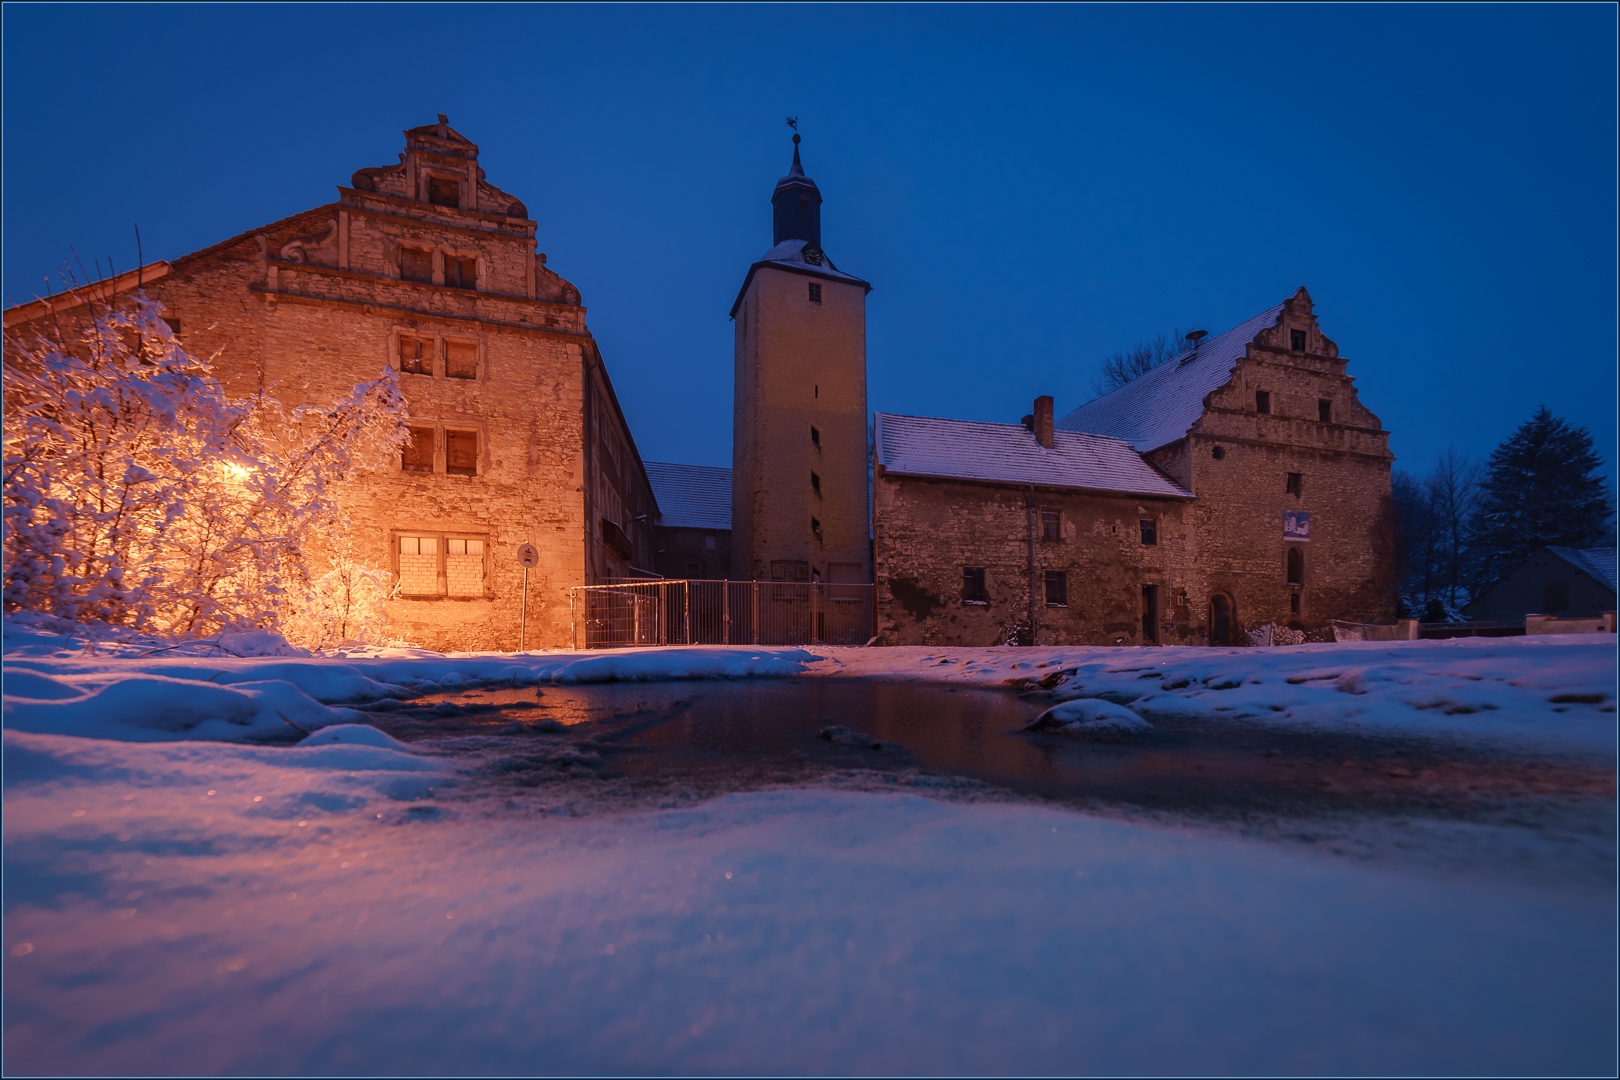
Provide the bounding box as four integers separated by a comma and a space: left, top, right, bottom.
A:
1033, 395, 1054, 449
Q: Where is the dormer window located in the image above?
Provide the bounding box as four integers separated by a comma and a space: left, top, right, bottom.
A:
1318, 399, 1332, 423
427, 175, 460, 207
1290, 329, 1307, 352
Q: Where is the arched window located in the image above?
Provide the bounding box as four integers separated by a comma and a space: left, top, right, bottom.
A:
1286, 547, 1304, 586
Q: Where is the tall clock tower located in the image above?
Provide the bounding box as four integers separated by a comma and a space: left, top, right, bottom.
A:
730, 133, 872, 587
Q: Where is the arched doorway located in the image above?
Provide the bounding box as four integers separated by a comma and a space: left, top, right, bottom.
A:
1210, 593, 1234, 645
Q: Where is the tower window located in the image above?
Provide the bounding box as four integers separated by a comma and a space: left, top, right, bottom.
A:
1211, 445, 1225, 460
811, 472, 821, 496
1256, 390, 1272, 414
398, 335, 433, 375
1318, 399, 1333, 423
811, 517, 822, 540
808, 282, 822, 303
1139, 519, 1157, 545
1044, 571, 1067, 607
962, 566, 988, 604
799, 196, 810, 210
1290, 592, 1301, 614
1286, 472, 1302, 497
810, 425, 821, 448
1041, 511, 1060, 541
1290, 328, 1308, 352
1286, 547, 1304, 586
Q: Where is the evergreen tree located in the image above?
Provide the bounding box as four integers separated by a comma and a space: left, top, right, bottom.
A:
1470, 407, 1613, 587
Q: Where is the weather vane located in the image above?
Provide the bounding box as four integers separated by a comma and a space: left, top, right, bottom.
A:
786, 117, 798, 132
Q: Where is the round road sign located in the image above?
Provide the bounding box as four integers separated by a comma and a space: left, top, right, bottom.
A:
516, 543, 539, 568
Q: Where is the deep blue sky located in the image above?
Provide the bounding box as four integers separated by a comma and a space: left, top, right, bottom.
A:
4, 4, 1615, 478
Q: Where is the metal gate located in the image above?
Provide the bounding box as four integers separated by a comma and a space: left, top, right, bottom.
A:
569, 580, 876, 649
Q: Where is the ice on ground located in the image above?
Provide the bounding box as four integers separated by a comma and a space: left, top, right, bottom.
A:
296, 723, 415, 751
1027, 697, 1157, 740
2, 728, 1611, 1076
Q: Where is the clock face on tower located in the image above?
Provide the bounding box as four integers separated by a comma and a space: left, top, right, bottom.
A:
802, 246, 824, 266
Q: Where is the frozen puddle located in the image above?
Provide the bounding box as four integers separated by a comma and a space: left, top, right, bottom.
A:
4, 675, 1616, 1074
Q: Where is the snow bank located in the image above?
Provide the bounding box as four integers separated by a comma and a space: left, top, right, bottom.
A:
807, 635, 1619, 752
1027, 697, 1158, 740
3, 729, 1611, 1076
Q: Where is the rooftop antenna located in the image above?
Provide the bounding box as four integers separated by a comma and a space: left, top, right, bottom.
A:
1180, 329, 1208, 365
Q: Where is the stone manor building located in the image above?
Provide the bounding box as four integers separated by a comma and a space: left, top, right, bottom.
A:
4, 117, 658, 651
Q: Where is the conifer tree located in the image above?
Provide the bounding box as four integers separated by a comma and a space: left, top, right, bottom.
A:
1470, 407, 1613, 587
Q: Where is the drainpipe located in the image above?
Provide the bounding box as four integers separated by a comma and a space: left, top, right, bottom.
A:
1027, 484, 1038, 646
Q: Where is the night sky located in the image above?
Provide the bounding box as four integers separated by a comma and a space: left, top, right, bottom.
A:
4, 4, 1614, 478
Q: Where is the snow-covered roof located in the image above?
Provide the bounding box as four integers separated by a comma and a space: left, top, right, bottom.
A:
644, 462, 732, 531
730, 239, 871, 317
754, 239, 866, 285
875, 413, 1192, 499
1549, 547, 1619, 593
1057, 303, 1286, 452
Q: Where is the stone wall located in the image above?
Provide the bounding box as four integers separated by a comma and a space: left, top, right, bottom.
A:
3, 120, 656, 652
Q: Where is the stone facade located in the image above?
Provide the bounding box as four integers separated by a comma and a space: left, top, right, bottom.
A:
874, 289, 1397, 646
3, 117, 657, 651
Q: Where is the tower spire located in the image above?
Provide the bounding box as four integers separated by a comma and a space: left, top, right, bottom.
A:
772, 125, 822, 248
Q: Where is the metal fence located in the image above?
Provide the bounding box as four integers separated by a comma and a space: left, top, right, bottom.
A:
569, 580, 876, 649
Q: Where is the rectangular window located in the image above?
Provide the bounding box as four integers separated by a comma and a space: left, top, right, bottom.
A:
811, 516, 822, 539
1044, 570, 1067, 606
445, 341, 478, 380
808, 282, 822, 303
400, 246, 434, 283
1286, 472, 1303, 497
771, 560, 810, 582
444, 255, 477, 290
810, 425, 821, 448
402, 426, 435, 472
1318, 399, 1332, 423
811, 471, 822, 496
397, 535, 441, 595
1544, 580, 1570, 613
445, 429, 478, 475
398, 335, 433, 375
1139, 519, 1157, 545
1290, 591, 1302, 615
1255, 390, 1272, 414
161, 317, 182, 336
1041, 511, 1061, 542
445, 537, 486, 597
962, 566, 988, 604
427, 176, 460, 207
1290, 328, 1308, 352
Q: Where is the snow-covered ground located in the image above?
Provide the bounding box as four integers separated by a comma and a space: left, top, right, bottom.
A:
4, 623, 1616, 1074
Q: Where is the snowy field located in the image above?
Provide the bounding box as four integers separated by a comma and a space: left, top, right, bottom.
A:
4, 624, 1616, 1075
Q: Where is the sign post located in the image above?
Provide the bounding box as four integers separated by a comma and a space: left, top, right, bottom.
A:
516, 543, 539, 651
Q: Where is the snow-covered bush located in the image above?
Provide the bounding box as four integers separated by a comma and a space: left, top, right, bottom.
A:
281, 546, 401, 651
3, 294, 407, 641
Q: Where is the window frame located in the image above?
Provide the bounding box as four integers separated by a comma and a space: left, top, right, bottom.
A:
401, 425, 437, 473
1290, 328, 1308, 352
398, 244, 435, 284
1318, 399, 1333, 423
961, 565, 989, 605
1139, 518, 1157, 546
390, 529, 493, 600
807, 282, 822, 304
1040, 511, 1061, 543
1255, 389, 1272, 415
1043, 570, 1068, 607
1285, 472, 1303, 497
444, 428, 481, 477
